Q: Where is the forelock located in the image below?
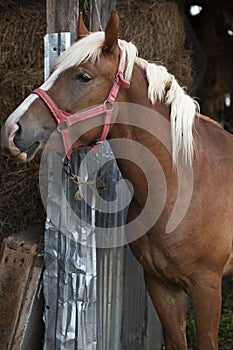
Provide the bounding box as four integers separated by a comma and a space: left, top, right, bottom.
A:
54, 32, 105, 72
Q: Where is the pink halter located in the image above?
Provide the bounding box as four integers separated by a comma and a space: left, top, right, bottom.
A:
32, 49, 130, 159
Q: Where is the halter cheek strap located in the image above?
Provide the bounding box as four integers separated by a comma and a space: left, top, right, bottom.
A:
32, 49, 130, 160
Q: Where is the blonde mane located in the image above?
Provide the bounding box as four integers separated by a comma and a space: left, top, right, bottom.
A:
146, 64, 198, 166
54, 32, 197, 166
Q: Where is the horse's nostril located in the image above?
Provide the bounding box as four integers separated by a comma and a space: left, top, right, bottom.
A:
16, 121, 22, 135
13, 121, 23, 147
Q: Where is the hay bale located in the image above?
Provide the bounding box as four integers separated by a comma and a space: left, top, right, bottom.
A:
0, 157, 44, 236
0, 1, 45, 115
0, 0, 46, 241
0, 0, 17, 10
117, 0, 194, 89
1, 69, 44, 114
0, 6, 44, 70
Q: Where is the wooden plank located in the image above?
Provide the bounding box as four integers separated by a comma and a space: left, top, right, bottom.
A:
46, 0, 115, 34
90, 0, 116, 31
101, 0, 116, 28
0, 229, 43, 350
46, 0, 79, 33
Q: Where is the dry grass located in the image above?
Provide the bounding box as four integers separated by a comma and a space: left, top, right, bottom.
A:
0, 0, 46, 241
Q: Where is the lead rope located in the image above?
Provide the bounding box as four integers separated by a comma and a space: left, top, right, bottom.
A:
64, 158, 113, 201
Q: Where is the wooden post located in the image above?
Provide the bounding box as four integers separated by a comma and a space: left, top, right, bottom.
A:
90, 0, 116, 31
46, 0, 115, 33
46, 0, 79, 33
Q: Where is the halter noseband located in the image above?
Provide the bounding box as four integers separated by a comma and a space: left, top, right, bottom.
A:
32, 49, 130, 160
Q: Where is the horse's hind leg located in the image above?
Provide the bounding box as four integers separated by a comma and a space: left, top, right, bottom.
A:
188, 272, 222, 350
144, 273, 187, 350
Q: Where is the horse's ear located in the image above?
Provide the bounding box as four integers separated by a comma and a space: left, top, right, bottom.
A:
103, 10, 119, 52
76, 12, 89, 41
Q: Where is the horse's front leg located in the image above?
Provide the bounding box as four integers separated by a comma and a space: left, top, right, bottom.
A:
144, 273, 187, 350
188, 271, 222, 350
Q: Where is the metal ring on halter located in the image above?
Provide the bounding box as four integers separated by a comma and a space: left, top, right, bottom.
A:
57, 121, 68, 133
104, 100, 114, 110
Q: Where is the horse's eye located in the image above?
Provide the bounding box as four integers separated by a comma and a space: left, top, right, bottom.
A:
75, 72, 92, 83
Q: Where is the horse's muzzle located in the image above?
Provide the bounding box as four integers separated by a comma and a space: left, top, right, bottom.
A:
1, 115, 28, 161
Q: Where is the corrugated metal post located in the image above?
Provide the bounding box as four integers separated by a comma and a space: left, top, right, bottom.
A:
88, 3, 127, 349
44, 2, 98, 349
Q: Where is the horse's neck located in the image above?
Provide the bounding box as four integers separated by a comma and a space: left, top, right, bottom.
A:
108, 59, 175, 209
109, 58, 171, 141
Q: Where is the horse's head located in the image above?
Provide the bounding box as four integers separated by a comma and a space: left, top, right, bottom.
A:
1, 11, 131, 161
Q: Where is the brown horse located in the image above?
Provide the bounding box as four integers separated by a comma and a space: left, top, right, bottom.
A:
2, 11, 233, 350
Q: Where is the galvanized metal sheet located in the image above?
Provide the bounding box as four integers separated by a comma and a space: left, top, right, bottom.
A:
44, 33, 76, 80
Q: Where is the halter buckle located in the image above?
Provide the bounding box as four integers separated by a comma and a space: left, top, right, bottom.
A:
116, 71, 130, 89
57, 121, 68, 133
